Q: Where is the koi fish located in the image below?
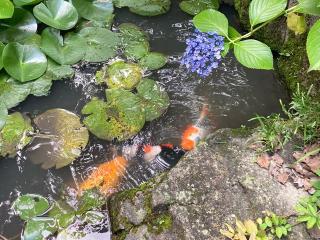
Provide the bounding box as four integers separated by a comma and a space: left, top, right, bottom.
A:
79, 156, 128, 195
181, 104, 209, 151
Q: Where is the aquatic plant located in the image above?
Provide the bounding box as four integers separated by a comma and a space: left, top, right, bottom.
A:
181, 29, 224, 77
179, 0, 219, 15
114, 0, 171, 16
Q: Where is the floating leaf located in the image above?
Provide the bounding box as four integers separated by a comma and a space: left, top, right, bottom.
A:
77, 189, 105, 213
129, 0, 171, 16
0, 112, 33, 157
0, 102, 8, 130
82, 89, 145, 141
0, 0, 14, 19
136, 79, 169, 121
119, 23, 149, 44
2, 42, 48, 82
13, 0, 42, 6
45, 58, 74, 81
28, 109, 89, 169
179, 0, 219, 15
124, 40, 150, 60
287, 12, 307, 35
48, 201, 75, 228
0, 42, 4, 70
33, 0, 78, 30
113, 0, 150, 8
23, 217, 58, 240
307, 19, 320, 71
12, 194, 50, 221
27, 76, 53, 97
0, 8, 37, 43
41, 28, 86, 65
79, 27, 120, 62
76, 15, 115, 30
139, 52, 167, 70
72, 0, 114, 21
19, 33, 42, 47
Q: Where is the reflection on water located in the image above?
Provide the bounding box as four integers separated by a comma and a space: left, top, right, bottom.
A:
0, 3, 289, 238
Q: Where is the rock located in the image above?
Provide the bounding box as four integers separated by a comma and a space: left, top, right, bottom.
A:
108, 129, 312, 240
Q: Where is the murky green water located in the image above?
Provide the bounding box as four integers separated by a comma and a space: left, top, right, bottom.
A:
0, 2, 289, 238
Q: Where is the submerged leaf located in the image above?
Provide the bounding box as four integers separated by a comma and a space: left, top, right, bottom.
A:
77, 189, 105, 213
0, 102, 8, 130
28, 109, 89, 169
139, 52, 167, 70
23, 217, 58, 240
72, 0, 114, 22
48, 200, 75, 228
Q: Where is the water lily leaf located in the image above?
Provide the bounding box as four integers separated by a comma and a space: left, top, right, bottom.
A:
23, 217, 58, 240
129, 0, 171, 16
139, 52, 167, 70
179, 0, 219, 15
79, 27, 120, 62
0, 8, 37, 43
0, 112, 33, 157
33, 0, 78, 30
82, 89, 145, 141
76, 15, 115, 30
0, 102, 8, 130
124, 40, 150, 60
13, 0, 42, 6
77, 189, 105, 214
12, 194, 50, 221
119, 23, 149, 44
106, 61, 143, 89
45, 58, 74, 81
0, 42, 5, 70
41, 28, 86, 65
18, 33, 42, 47
48, 200, 75, 228
0, 0, 14, 19
29, 109, 89, 169
72, 0, 114, 21
2, 42, 48, 82
114, 0, 150, 8
136, 78, 169, 121
27, 75, 53, 97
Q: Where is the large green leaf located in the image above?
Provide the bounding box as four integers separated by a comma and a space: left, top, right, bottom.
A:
0, 0, 14, 19
0, 112, 33, 157
12, 194, 50, 221
249, 0, 287, 27
2, 42, 47, 82
13, 0, 42, 6
79, 27, 120, 62
0, 102, 8, 130
33, 0, 78, 30
29, 109, 89, 169
23, 217, 58, 240
139, 52, 167, 70
136, 79, 169, 121
129, 0, 171, 16
179, 0, 219, 15
72, 0, 114, 21
0, 42, 4, 70
234, 39, 273, 70
193, 9, 228, 36
297, 0, 320, 16
307, 19, 320, 71
0, 8, 37, 43
124, 40, 149, 60
41, 28, 86, 65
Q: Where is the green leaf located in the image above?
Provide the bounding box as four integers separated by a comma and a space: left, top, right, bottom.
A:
79, 27, 120, 62
228, 26, 241, 39
193, 9, 228, 37
45, 58, 74, 81
249, 0, 287, 27
2, 42, 48, 82
307, 217, 317, 229
72, 0, 114, 21
29, 109, 89, 169
0, 42, 5, 70
23, 217, 58, 240
124, 40, 150, 60
136, 78, 170, 121
275, 226, 283, 238
18, 34, 42, 47
0, 102, 8, 130
307, 19, 320, 71
0, 0, 14, 19
33, 0, 78, 30
41, 27, 86, 65
0, 8, 37, 43
286, 12, 307, 35
265, 216, 272, 227
12, 194, 50, 221
114, 0, 150, 8
48, 200, 75, 228
13, 0, 42, 6
297, 0, 320, 16
234, 39, 273, 70
139, 52, 167, 70
119, 23, 149, 43
27, 76, 53, 97
128, 0, 171, 16
77, 189, 104, 214
179, 0, 219, 16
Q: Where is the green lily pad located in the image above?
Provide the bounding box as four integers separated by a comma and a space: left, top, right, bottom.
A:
119, 23, 149, 43
41, 28, 86, 65
0, 0, 14, 19
48, 200, 75, 228
124, 40, 150, 60
18, 33, 42, 47
137, 78, 169, 121
0, 102, 8, 130
179, 0, 219, 15
76, 14, 115, 30
139, 52, 167, 70
72, 0, 114, 22
129, 0, 171, 16
27, 76, 53, 97
13, 0, 42, 6
23, 217, 58, 240
0, 8, 37, 43
106, 61, 143, 89
0, 112, 33, 157
0, 42, 5, 70
79, 27, 120, 62
82, 89, 145, 141
45, 58, 74, 81
2, 42, 48, 82
29, 109, 89, 169
33, 0, 78, 30
77, 189, 104, 215
114, 0, 150, 8
12, 194, 50, 221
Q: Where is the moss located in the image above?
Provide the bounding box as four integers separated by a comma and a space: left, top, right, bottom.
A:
147, 213, 173, 234
234, 0, 250, 29
231, 126, 253, 138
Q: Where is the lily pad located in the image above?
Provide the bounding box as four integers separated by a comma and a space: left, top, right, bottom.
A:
13, 0, 43, 6
0, 8, 37, 43
28, 109, 89, 169
33, 0, 78, 30
79, 27, 120, 62
119, 23, 149, 43
12, 194, 50, 221
23, 217, 58, 240
139, 52, 167, 70
76, 15, 115, 30
124, 40, 150, 60
136, 79, 169, 121
72, 0, 114, 22
179, 0, 219, 15
106, 61, 143, 89
41, 28, 86, 65
0, 102, 8, 130
82, 89, 145, 141
0, 0, 14, 19
48, 200, 75, 228
45, 58, 74, 81
77, 189, 104, 214
0, 42, 5, 70
18, 33, 42, 47
114, 0, 150, 8
2, 42, 48, 82
129, 0, 171, 16
0, 112, 33, 157
27, 75, 53, 97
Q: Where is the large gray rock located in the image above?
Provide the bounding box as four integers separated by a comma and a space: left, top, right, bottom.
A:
109, 129, 312, 240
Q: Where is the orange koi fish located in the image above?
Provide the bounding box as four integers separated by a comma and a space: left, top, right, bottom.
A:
79, 156, 128, 195
181, 104, 209, 151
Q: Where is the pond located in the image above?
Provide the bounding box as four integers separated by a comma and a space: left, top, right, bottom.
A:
0, 2, 289, 239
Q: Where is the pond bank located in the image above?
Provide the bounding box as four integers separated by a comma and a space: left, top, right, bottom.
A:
108, 129, 311, 240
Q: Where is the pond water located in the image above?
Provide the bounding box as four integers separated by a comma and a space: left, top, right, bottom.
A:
0, 2, 289, 239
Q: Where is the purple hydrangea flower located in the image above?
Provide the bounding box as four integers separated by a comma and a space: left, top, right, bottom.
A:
181, 29, 224, 77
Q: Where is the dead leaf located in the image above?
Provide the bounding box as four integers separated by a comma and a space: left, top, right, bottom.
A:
272, 153, 284, 165
293, 151, 304, 161
303, 156, 320, 173
256, 154, 271, 169
303, 179, 312, 191
277, 172, 289, 184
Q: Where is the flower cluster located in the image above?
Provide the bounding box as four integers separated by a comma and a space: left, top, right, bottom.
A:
181, 29, 224, 77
